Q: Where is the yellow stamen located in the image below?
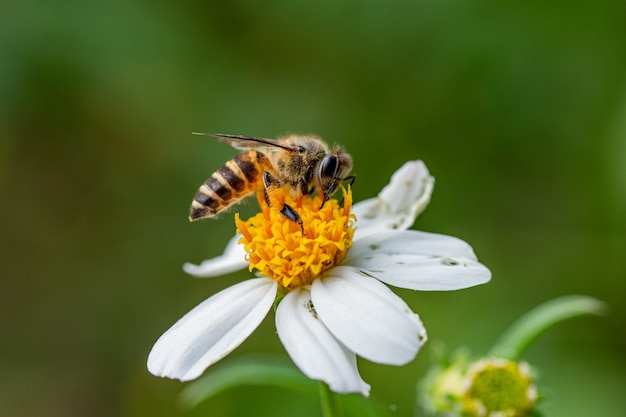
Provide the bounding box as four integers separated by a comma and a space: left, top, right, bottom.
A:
236, 187, 356, 289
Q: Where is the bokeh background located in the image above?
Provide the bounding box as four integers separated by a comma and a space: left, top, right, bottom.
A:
2, 1, 625, 416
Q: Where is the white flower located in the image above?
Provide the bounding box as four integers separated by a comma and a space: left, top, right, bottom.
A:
148, 160, 491, 396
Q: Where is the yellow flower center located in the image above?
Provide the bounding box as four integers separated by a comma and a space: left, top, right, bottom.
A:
235, 188, 356, 289
463, 358, 537, 417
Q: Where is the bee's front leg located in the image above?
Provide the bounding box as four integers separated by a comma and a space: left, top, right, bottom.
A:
299, 165, 314, 196
263, 172, 304, 234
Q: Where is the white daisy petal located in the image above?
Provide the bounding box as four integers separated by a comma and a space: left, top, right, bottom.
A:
183, 233, 248, 277
276, 287, 371, 396
311, 266, 427, 366
344, 230, 492, 291
352, 160, 434, 239
148, 277, 277, 381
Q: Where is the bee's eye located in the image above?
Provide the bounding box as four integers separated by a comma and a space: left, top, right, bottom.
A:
319, 155, 339, 179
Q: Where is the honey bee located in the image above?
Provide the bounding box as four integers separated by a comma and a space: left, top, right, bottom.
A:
189, 133, 354, 228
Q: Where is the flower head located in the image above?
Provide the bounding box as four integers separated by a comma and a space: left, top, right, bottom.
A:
464, 358, 537, 417
422, 354, 538, 417
148, 160, 491, 396
236, 190, 355, 289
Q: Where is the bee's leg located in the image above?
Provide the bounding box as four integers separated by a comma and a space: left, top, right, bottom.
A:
280, 203, 304, 234
263, 171, 285, 208
320, 177, 340, 209
263, 171, 304, 234
298, 178, 314, 196
299, 165, 314, 196
262, 189, 271, 207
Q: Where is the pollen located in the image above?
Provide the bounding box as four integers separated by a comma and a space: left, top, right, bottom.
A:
235, 188, 356, 289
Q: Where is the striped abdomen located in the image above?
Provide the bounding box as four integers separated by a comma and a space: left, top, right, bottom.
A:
189, 151, 272, 221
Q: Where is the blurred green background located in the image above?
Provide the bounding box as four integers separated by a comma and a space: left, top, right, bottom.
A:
2, 0, 625, 416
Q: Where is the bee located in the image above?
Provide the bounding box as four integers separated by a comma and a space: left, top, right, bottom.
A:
189, 133, 354, 229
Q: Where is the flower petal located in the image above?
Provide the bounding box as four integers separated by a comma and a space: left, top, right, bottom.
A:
352, 160, 434, 239
344, 230, 491, 291
276, 287, 371, 396
183, 233, 248, 277
148, 278, 277, 381
311, 266, 427, 366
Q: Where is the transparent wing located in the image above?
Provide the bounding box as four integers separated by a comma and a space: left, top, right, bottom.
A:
192, 132, 300, 153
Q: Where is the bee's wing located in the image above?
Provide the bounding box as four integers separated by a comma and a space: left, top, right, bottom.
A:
192, 133, 300, 153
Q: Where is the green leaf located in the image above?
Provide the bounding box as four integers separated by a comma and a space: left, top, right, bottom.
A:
178, 354, 318, 409
178, 354, 388, 417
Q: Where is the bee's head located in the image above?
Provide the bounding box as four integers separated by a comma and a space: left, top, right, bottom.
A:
317, 148, 353, 205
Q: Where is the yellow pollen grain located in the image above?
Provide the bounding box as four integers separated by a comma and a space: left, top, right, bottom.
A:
235, 187, 355, 290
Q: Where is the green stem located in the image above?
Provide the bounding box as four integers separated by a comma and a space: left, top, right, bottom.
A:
489, 295, 606, 360
319, 381, 342, 417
